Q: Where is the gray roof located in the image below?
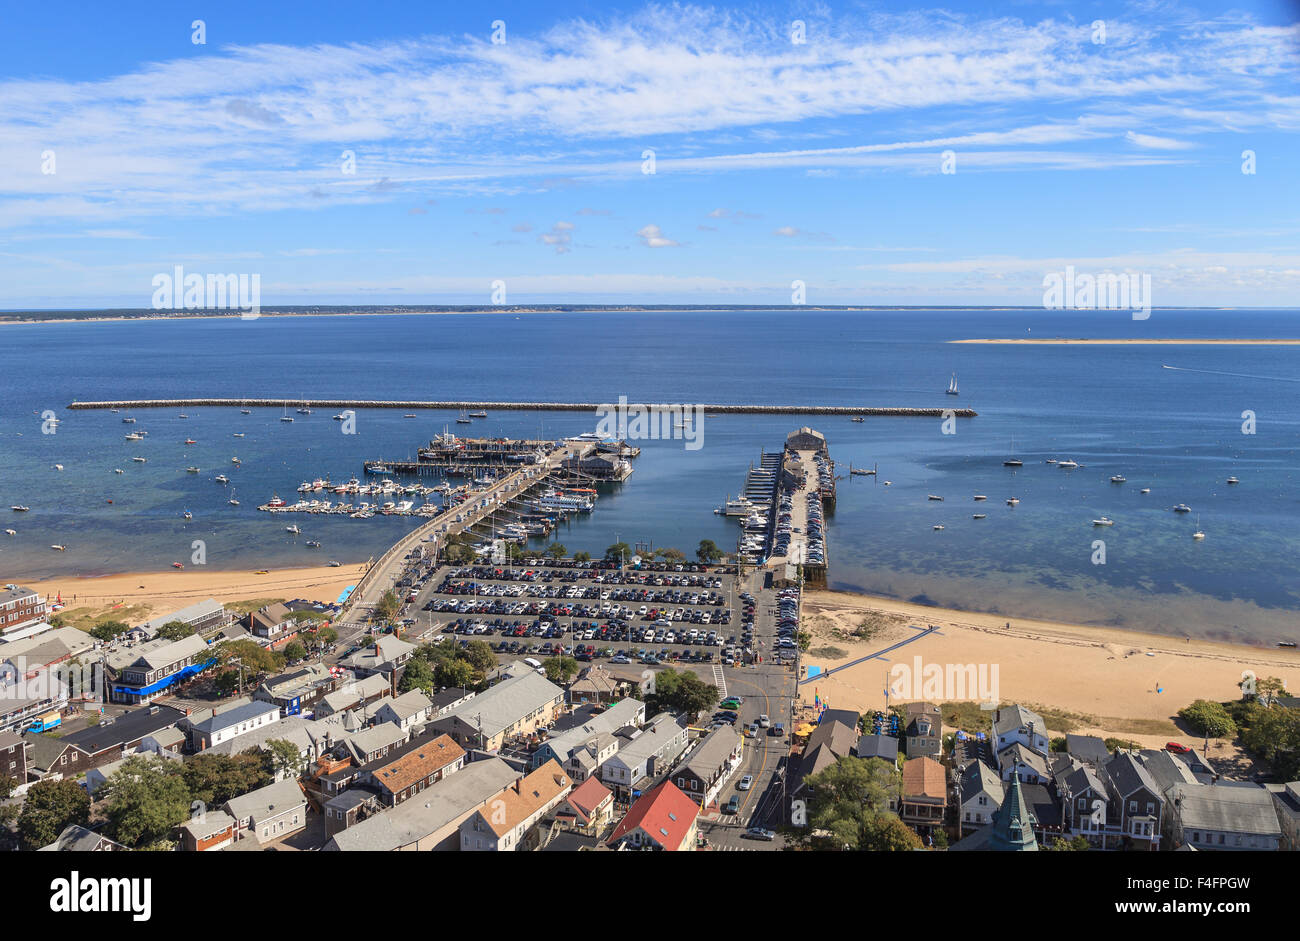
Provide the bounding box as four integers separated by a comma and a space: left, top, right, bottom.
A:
137, 599, 225, 636
324, 757, 520, 851
178, 810, 236, 839
380, 689, 433, 721
677, 724, 740, 779
536, 698, 644, 764
960, 759, 1004, 804
1064, 763, 1109, 801
609, 712, 686, 767
203, 715, 315, 758
433, 669, 564, 740
345, 721, 408, 761
1066, 733, 1111, 764
1138, 749, 1200, 795
1000, 742, 1048, 777
856, 734, 899, 762
342, 635, 416, 672
318, 674, 391, 714
191, 699, 280, 736
993, 703, 1046, 740
224, 778, 306, 824
136, 633, 211, 671
1105, 751, 1160, 800
1170, 782, 1283, 837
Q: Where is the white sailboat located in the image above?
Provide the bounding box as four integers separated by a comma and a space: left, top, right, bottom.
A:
946, 373, 959, 395
1192, 516, 1205, 540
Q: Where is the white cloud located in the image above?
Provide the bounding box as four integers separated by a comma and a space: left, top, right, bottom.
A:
774, 226, 800, 237
636, 224, 679, 247
1125, 131, 1194, 150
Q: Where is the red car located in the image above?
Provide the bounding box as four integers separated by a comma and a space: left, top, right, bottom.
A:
1165, 742, 1191, 754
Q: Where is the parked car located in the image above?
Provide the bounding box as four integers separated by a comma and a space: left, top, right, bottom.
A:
737, 774, 754, 790
1165, 742, 1192, 754
744, 827, 776, 841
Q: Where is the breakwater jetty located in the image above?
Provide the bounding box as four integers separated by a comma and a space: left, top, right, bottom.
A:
66, 398, 976, 417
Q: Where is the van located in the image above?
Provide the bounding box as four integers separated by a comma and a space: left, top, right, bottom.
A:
523, 657, 543, 670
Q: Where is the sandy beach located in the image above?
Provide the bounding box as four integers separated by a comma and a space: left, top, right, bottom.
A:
951, 338, 1300, 345
797, 589, 1300, 748
27, 563, 368, 624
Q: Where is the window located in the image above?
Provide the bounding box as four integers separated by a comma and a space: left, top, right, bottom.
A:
1146, 802, 1155, 815
1129, 800, 1137, 813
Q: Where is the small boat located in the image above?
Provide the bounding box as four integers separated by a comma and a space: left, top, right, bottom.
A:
285, 524, 300, 534
1172, 504, 1192, 513
233, 433, 245, 437
973, 494, 987, 501
50, 544, 67, 551
186, 466, 200, 473
933, 524, 945, 530
1110, 475, 1126, 483
132, 456, 147, 463
972, 513, 987, 519
1057, 459, 1078, 468
178, 413, 189, 419
851, 416, 865, 423
927, 494, 944, 501
231, 457, 241, 465
229, 489, 240, 506
469, 410, 487, 418
1278, 641, 1297, 648
1192, 515, 1205, 540
11, 505, 30, 512
306, 540, 321, 548
1140, 488, 1150, 494
883, 480, 892, 486
183, 510, 192, 520
1226, 476, 1239, 485
1006, 497, 1019, 505
945, 373, 959, 396
114, 468, 124, 474
3, 529, 15, 536
456, 410, 472, 424
172, 561, 184, 569
124, 433, 144, 441
241, 408, 251, 414
254, 569, 268, 575
215, 474, 229, 484
53, 464, 63, 471
122, 417, 136, 424
297, 407, 312, 415
1093, 517, 1114, 526
184, 438, 197, 445
332, 413, 347, 421
404, 414, 417, 419
1003, 458, 1023, 467
326, 560, 341, 567
281, 415, 294, 423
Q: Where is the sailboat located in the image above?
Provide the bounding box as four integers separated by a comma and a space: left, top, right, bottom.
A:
229, 489, 240, 506
456, 410, 472, 424
946, 373, 959, 396
1003, 436, 1022, 467
1192, 516, 1205, 540
280, 404, 294, 423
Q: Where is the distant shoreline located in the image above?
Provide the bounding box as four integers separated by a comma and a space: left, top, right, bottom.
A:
952, 337, 1300, 345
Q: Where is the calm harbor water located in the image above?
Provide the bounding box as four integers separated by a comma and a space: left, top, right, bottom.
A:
1, 308, 1297, 644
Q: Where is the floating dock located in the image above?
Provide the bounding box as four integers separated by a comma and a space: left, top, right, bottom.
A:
67, 398, 976, 417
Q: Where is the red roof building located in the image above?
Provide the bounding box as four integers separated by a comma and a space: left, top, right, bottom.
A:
607, 779, 699, 851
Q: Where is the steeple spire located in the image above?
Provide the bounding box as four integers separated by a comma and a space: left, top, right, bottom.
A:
989, 766, 1039, 851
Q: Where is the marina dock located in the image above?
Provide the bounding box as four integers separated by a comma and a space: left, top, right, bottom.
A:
66, 398, 976, 417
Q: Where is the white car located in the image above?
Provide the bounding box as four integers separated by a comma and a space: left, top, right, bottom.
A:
737, 774, 754, 790
758, 715, 771, 728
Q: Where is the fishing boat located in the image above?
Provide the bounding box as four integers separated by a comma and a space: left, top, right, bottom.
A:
1226, 476, 1239, 485
186, 466, 200, 474
1172, 504, 1192, 513
215, 474, 229, 484
469, 410, 487, 418
1110, 475, 1126, 483
10, 506, 29, 512
1093, 517, 1114, 526
972, 513, 987, 519
945, 374, 959, 396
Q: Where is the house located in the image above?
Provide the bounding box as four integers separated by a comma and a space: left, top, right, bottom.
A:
0, 584, 46, 635
671, 724, 742, 809
341, 634, 416, 678
1066, 733, 1111, 765
202, 714, 321, 775
992, 704, 1050, 760
554, 776, 615, 835
315, 673, 392, 717
429, 669, 565, 751
0, 627, 94, 680
357, 731, 465, 806
135, 599, 227, 640
34, 704, 186, 775
607, 779, 699, 851
1167, 781, 1283, 851
791, 709, 860, 795
254, 663, 337, 716
246, 602, 294, 641
105, 633, 214, 705
0, 730, 27, 784
458, 760, 572, 851
567, 664, 628, 704
142, 727, 187, 758
856, 733, 900, 765
177, 810, 237, 851
37, 824, 125, 852
950, 771, 1040, 851
373, 689, 434, 733
1104, 751, 1163, 850
1057, 759, 1117, 848
224, 778, 308, 844
529, 698, 645, 773
903, 702, 942, 760
998, 743, 1049, 785
342, 721, 409, 765
322, 757, 521, 851
900, 756, 947, 832
190, 699, 282, 751
958, 759, 1003, 836
430, 687, 474, 717
601, 712, 689, 798
323, 788, 377, 836
1267, 782, 1300, 851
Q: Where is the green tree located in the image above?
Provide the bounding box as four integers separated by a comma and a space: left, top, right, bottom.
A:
156, 620, 196, 641
861, 812, 923, 851
604, 542, 632, 563
656, 547, 686, 562
697, 539, 724, 563
283, 641, 307, 662
573, 551, 591, 563
18, 779, 90, 850
181, 753, 271, 806
462, 639, 498, 679
88, 620, 130, 642
262, 739, 307, 780
1178, 700, 1238, 740
796, 630, 812, 651
1048, 835, 1092, 851
1254, 676, 1287, 707
646, 667, 719, 719
400, 658, 437, 695
375, 590, 402, 623
101, 755, 191, 849
316, 625, 338, 646
543, 655, 580, 686
546, 543, 567, 559
435, 658, 476, 689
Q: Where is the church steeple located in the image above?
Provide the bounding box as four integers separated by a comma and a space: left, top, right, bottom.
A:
988, 767, 1039, 851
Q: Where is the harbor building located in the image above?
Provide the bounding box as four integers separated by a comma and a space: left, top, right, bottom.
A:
0, 585, 47, 638
104, 633, 216, 705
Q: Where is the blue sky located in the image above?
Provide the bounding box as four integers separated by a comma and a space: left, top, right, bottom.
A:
0, 0, 1297, 308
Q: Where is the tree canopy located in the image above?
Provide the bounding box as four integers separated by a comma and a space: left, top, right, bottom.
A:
18, 779, 91, 850
101, 755, 191, 849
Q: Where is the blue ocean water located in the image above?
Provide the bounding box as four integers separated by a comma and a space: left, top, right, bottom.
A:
1, 308, 1297, 644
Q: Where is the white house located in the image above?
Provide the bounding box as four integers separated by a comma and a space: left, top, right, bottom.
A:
190, 700, 281, 750
374, 690, 434, 733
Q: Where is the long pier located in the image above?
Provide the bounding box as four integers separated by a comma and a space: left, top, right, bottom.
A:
66, 398, 976, 417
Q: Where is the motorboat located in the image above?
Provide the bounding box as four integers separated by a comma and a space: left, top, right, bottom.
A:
1172, 504, 1192, 513
306, 540, 321, 548
53, 464, 63, 471
927, 494, 944, 501
1226, 476, 1239, 485
114, 468, 124, 474
285, 524, 300, 534
11, 506, 30, 512
326, 560, 341, 567
1093, 517, 1114, 526
972, 513, 987, 519
132, 456, 147, 463
1003, 458, 1023, 467
183, 510, 192, 520
184, 438, 197, 444
233, 433, 245, 437
4, 529, 15, 536
186, 466, 200, 474
933, 524, 945, 530
215, 474, 229, 484
1006, 497, 1020, 505
1110, 475, 1126, 483
1140, 488, 1150, 494
172, 561, 184, 569
973, 494, 987, 501
1057, 459, 1079, 468
50, 544, 67, 551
